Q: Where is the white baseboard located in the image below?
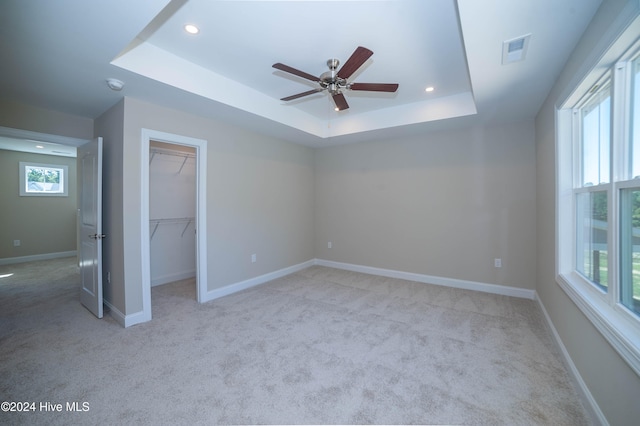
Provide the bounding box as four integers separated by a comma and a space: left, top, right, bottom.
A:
122, 309, 151, 328
104, 300, 125, 327
199, 258, 535, 307
535, 295, 607, 426
121, 258, 535, 327
120, 260, 315, 327
105, 299, 150, 328
202, 259, 315, 303
0, 250, 77, 266
314, 259, 536, 300
151, 270, 196, 287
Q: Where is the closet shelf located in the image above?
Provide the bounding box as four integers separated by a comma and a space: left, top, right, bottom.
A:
149, 147, 196, 174
150, 217, 195, 239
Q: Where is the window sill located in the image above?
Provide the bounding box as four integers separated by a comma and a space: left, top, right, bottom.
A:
557, 272, 640, 376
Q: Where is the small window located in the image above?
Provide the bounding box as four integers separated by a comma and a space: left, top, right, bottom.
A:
19, 162, 68, 197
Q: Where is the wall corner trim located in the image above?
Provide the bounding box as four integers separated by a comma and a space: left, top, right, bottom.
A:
536, 295, 608, 426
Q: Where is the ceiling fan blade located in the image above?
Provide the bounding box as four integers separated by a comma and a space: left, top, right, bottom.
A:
281, 88, 324, 101
337, 46, 373, 80
332, 92, 349, 111
273, 63, 320, 82
349, 83, 399, 92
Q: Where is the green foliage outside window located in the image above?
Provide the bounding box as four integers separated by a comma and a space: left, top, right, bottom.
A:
592, 191, 608, 222
632, 191, 640, 228
27, 167, 60, 184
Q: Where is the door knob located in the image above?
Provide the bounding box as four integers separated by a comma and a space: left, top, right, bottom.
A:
89, 234, 107, 239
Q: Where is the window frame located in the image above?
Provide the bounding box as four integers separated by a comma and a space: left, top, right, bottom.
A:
19, 161, 69, 197
557, 38, 640, 377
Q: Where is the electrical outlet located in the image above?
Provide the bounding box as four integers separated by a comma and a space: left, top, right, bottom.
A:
328, 241, 332, 249
494, 258, 502, 268
251, 254, 256, 263
13, 240, 20, 247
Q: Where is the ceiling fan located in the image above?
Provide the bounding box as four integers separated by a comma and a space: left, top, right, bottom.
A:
273, 46, 399, 111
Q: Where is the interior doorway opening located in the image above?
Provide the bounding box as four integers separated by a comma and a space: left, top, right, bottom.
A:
0, 126, 89, 267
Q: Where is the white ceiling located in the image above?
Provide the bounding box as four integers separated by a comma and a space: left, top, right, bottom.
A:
0, 0, 602, 150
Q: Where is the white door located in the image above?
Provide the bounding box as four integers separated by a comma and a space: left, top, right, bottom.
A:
78, 137, 104, 318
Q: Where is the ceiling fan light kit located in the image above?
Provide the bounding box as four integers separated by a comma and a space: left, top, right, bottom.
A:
273, 46, 399, 111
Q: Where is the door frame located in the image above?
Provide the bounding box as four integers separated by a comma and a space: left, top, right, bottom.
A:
140, 129, 208, 320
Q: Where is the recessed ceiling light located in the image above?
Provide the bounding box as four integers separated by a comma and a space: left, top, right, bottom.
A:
184, 24, 199, 34
425, 86, 434, 92
35, 145, 44, 149
334, 107, 340, 111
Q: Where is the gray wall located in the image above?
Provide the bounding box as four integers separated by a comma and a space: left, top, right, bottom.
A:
116, 97, 315, 315
535, 0, 640, 424
0, 99, 93, 139
0, 149, 77, 259
315, 120, 537, 290
94, 99, 125, 314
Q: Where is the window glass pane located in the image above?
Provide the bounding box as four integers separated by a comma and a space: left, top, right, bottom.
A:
620, 188, 640, 316
631, 57, 640, 179
581, 86, 611, 186
576, 191, 608, 291
25, 166, 64, 194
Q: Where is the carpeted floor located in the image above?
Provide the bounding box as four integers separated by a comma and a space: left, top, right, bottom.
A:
0, 257, 590, 425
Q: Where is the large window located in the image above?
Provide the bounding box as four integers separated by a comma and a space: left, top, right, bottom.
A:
558, 41, 640, 375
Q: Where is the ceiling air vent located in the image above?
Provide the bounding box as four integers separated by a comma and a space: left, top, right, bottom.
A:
502, 34, 531, 65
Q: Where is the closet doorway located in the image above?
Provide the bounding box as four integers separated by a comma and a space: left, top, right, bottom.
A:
149, 141, 196, 289
141, 129, 207, 322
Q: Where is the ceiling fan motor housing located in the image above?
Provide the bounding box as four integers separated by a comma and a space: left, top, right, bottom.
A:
320, 59, 346, 94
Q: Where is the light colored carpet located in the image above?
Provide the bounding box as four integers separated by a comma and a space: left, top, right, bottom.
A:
0, 257, 590, 425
